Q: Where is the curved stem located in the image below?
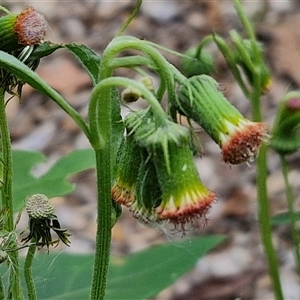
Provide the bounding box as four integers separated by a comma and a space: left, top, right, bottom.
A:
0, 89, 22, 300
24, 244, 37, 300
89, 77, 168, 147
115, 0, 142, 37
195, 35, 214, 58
233, 0, 261, 63
280, 155, 300, 275
212, 34, 251, 99
109, 56, 154, 70
109, 56, 167, 101
105, 36, 176, 105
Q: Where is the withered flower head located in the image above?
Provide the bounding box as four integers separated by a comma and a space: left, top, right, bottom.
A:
22, 194, 71, 249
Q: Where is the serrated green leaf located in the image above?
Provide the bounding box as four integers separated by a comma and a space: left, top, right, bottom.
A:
8, 149, 95, 212
21, 235, 225, 300
64, 43, 101, 85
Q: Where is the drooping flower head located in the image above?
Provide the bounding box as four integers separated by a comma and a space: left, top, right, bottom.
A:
219, 118, 268, 165
152, 139, 215, 228
130, 112, 216, 229
112, 110, 162, 224
178, 74, 269, 165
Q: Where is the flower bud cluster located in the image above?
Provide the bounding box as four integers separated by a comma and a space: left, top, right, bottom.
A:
111, 108, 216, 230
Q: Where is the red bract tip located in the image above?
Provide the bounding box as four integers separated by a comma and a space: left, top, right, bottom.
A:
221, 121, 268, 165
286, 98, 300, 110
156, 189, 216, 229
111, 182, 135, 207
14, 7, 47, 46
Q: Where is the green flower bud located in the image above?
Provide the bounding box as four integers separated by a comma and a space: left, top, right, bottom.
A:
181, 46, 214, 77
140, 76, 155, 92
178, 75, 269, 164
26, 194, 55, 219
271, 91, 300, 155
111, 135, 142, 207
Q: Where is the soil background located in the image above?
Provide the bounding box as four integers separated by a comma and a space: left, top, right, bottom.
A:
4, 1, 300, 299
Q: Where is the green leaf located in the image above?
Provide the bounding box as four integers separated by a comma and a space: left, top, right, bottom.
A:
9, 149, 95, 212
24, 235, 225, 299
29, 42, 102, 86
271, 211, 300, 225
64, 43, 101, 85
29, 42, 63, 60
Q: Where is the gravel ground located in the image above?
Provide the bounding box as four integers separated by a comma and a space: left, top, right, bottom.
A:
3, 1, 300, 299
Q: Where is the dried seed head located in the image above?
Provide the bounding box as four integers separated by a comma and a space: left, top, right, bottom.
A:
14, 7, 47, 46
26, 194, 55, 219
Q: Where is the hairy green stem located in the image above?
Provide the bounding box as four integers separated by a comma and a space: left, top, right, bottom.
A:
280, 155, 300, 275
89, 49, 113, 299
251, 69, 283, 300
24, 244, 37, 300
89, 88, 112, 299
90, 147, 112, 300
0, 89, 22, 300
230, 1, 284, 297
256, 144, 283, 300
